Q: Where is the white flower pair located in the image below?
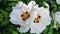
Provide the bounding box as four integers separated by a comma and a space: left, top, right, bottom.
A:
9, 1, 52, 34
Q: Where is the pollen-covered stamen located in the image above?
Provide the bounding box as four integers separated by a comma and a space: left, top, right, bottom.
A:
21, 11, 30, 21
34, 16, 41, 23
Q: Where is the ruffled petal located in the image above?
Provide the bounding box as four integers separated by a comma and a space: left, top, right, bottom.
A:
37, 7, 51, 26
18, 24, 30, 33
28, 1, 36, 11
30, 21, 46, 34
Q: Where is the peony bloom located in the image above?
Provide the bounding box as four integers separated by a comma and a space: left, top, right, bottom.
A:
30, 7, 51, 34
10, 1, 39, 33
53, 11, 60, 28
56, 0, 60, 4
10, 1, 38, 26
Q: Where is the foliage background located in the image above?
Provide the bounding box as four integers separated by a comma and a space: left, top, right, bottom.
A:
0, 0, 60, 34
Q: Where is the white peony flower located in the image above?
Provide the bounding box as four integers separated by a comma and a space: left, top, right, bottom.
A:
30, 7, 51, 34
56, 0, 60, 4
53, 11, 60, 28
10, 1, 39, 33
10, 1, 38, 26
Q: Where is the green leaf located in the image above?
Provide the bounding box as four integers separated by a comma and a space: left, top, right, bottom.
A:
7, 0, 21, 2
13, 31, 18, 34
35, 0, 42, 6
7, 25, 19, 34
2, 30, 12, 34
6, 7, 12, 11
43, 26, 49, 34
0, 0, 2, 2
7, 2, 16, 7
43, 0, 48, 2
7, 25, 17, 32
1, 10, 9, 19
1, 19, 9, 26
2, 30, 6, 34
42, 2, 48, 8
0, 31, 1, 34
48, 20, 54, 34
58, 6, 60, 11
0, 14, 3, 21
53, 4, 58, 13
48, 31, 53, 34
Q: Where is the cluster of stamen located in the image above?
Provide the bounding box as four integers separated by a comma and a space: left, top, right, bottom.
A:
34, 16, 41, 23
21, 11, 30, 21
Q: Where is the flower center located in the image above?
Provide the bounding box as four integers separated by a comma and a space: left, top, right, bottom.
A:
33, 16, 41, 23
21, 11, 30, 21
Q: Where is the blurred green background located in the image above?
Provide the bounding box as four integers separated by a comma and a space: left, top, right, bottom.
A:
0, 0, 60, 34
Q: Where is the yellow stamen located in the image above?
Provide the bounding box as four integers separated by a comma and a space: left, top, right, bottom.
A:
34, 16, 41, 23
21, 11, 30, 21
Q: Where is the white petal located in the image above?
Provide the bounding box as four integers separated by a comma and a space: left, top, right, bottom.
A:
10, 12, 19, 25
15, 2, 23, 8
41, 16, 51, 26
10, 13, 17, 20
36, 33, 40, 34
30, 27, 36, 33
15, 2, 26, 9
14, 1, 28, 12
30, 21, 46, 34
18, 24, 30, 33
56, 0, 60, 4
38, 7, 50, 16
28, 1, 36, 11
29, 4, 39, 16
10, 19, 18, 25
